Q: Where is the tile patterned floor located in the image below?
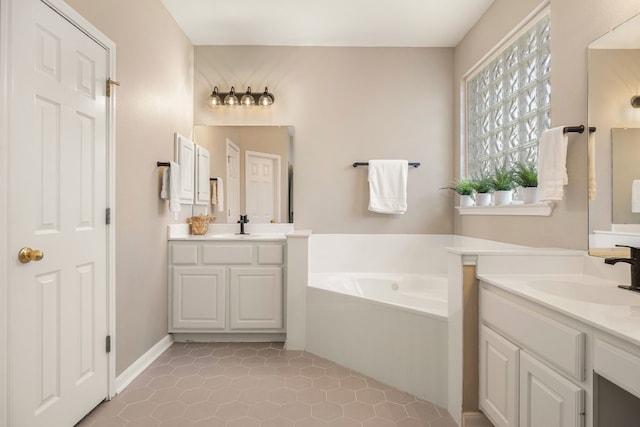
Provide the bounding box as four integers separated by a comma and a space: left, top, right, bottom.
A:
77, 342, 458, 427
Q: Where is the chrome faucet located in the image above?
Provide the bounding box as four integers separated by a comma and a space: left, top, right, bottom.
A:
604, 245, 640, 292
237, 214, 249, 235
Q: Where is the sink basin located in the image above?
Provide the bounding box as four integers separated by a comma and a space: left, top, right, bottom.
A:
525, 279, 640, 305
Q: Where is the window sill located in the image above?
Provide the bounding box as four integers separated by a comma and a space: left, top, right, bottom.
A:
456, 201, 555, 216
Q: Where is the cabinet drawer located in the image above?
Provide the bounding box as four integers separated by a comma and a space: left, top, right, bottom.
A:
171, 244, 198, 265
594, 338, 640, 400
202, 244, 253, 264
481, 288, 585, 381
258, 244, 284, 265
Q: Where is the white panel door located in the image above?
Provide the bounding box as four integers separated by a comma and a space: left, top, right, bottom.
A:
246, 151, 281, 223
7, 0, 110, 426
519, 352, 584, 427
226, 139, 240, 222
480, 325, 519, 427
229, 267, 283, 329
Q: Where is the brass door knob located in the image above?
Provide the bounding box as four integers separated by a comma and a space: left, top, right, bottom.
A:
18, 247, 44, 264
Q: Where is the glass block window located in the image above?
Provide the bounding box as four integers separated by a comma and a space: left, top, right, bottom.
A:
467, 14, 551, 178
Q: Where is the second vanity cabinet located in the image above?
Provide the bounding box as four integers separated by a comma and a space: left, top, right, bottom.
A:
479, 286, 587, 427
169, 239, 284, 333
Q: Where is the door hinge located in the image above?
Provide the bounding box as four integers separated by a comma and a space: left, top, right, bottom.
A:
106, 207, 111, 225
106, 335, 111, 353
106, 78, 120, 97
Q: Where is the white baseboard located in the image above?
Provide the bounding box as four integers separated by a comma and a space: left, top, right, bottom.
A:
114, 335, 173, 394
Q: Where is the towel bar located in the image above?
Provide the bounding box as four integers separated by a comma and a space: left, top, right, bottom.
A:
209, 178, 218, 181
353, 162, 420, 168
157, 161, 170, 167
562, 125, 596, 134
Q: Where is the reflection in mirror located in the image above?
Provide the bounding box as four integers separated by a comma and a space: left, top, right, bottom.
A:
193, 126, 294, 224
588, 12, 640, 251
612, 128, 640, 225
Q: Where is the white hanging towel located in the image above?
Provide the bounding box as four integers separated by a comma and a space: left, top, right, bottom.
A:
367, 160, 408, 214
213, 177, 224, 212
168, 161, 182, 216
537, 127, 568, 201
632, 180, 640, 213
210, 180, 218, 205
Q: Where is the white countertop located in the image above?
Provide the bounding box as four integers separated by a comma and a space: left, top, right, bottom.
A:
169, 234, 287, 241
167, 223, 294, 241
478, 273, 640, 347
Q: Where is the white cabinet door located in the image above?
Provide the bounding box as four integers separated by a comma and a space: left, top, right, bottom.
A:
175, 133, 195, 204
195, 145, 211, 206
519, 352, 584, 427
480, 325, 520, 427
171, 267, 226, 330
229, 267, 283, 329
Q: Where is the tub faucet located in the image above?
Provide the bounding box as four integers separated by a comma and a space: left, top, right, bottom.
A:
604, 245, 640, 292
237, 214, 249, 235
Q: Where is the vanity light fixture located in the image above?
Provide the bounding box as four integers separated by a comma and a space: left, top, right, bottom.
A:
224, 86, 239, 106
240, 87, 256, 107
631, 95, 640, 109
258, 87, 275, 108
207, 86, 222, 108
207, 86, 275, 109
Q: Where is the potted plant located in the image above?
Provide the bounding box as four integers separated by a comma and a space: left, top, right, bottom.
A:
489, 166, 515, 205
513, 162, 539, 204
471, 175, 493, 206
442, 178, 475, 207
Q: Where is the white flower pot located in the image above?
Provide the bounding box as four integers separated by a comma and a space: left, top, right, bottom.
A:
459, 194, 475, 207
475, 192, 492, 206
494, 190, 513, 205
521, 187, 539, 204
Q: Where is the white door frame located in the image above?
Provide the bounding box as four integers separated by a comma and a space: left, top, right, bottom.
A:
245, 150, 282, 223
0, 1, 117, 425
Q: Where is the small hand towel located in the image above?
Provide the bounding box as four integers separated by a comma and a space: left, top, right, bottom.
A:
537, 127, 568, 201
632, 180, 640, 213
588, 130, 596, 200
168, 161, 181, 216
367, 160, 408, 214
210, 180, 218, 205
160, 166, 169, 199
214, 177, 224, 212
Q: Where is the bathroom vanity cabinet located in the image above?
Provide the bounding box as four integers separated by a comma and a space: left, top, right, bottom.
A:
479, 285, 588, 427
168, 240, 285, 334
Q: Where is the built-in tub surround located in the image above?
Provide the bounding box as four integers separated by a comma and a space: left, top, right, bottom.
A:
307, 234, 451, 407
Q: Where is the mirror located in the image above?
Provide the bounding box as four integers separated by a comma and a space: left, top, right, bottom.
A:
192, 125, 294, 224
588, 12, 640, 250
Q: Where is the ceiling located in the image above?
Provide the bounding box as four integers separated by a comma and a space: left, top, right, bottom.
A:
160, 0, 495, 47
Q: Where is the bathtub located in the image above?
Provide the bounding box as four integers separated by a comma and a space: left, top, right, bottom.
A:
308, 272, 448, 318
305, 234, 450, 408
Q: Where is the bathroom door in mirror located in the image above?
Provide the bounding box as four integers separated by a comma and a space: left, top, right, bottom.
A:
193, 125, 294, 223
612, 128, 640, 225
588, 12, 640, 251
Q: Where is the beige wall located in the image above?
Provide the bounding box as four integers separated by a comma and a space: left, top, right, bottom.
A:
63, 0, 194, 374
194, 46, 455, 234
454, 0, 640, 249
